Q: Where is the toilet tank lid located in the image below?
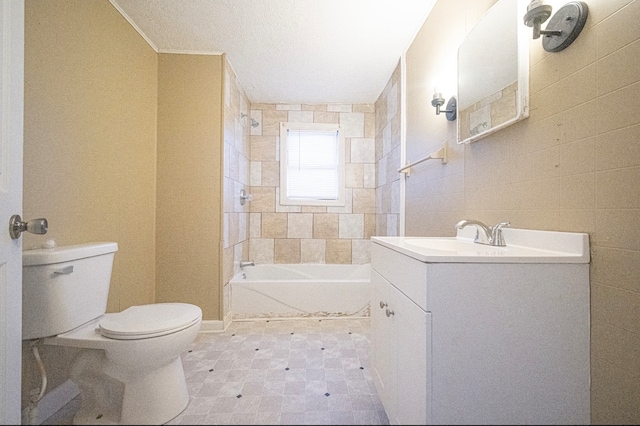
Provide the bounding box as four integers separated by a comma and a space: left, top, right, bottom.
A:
23, 242, 118, 266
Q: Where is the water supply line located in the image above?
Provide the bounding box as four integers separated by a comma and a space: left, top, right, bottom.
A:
27, 339, 48, 425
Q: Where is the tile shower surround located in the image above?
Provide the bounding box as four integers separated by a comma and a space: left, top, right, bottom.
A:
44, 318, 389, 425
222, 63, 402, 320
248, 103, 377, 266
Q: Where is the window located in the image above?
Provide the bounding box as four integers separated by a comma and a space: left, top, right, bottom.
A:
280, 122, 345, 206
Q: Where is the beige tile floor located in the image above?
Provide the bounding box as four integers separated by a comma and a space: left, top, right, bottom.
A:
44, 318, 389, 425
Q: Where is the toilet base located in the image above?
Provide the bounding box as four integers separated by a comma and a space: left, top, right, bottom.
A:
70, 349, 189, 425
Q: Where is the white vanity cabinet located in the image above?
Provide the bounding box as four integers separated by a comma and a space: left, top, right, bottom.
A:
371, 268, 431, 425
370, 230, 590, 425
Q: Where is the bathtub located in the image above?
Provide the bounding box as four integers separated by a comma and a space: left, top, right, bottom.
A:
230, 264, 371, 320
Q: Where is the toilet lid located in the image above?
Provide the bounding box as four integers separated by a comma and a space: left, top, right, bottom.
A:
99, 303, 202, 340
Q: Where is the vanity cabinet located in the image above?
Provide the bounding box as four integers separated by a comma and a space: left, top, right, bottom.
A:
371, 269, 430, 425
370, 236, 590, 425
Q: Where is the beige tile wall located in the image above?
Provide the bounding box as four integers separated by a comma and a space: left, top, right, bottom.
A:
405, 0, 640, 423
249, 104, 376, 264
375, 62, 402, 236
222, 57, 251, 320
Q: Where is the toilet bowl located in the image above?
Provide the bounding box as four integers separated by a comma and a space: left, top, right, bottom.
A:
45, 303, 201, 425
22, 242, 202, 425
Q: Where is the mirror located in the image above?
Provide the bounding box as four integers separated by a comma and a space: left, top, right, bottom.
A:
457, 0, 529, 144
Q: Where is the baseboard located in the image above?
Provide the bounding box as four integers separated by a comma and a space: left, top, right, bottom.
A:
223, 312, 233, 330
198, 319, 227, 333
200, 315, 369, 332
21, 379, 79, 425
231, 315, 370, 322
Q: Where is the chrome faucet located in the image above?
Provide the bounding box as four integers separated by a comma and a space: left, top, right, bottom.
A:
455, 220, 510, 247
239, 260, 255, 269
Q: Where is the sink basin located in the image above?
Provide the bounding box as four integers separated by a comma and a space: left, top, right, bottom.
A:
371, 228, 589, 263
403, 238, 506, 254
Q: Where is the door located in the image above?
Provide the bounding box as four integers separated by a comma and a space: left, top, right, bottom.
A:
0, 1, 24, 424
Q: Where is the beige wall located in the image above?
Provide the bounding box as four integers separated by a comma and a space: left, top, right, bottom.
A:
22, 1, 226, 411
156, 53, 224, 321
405, 0, 640, 423
248, 103, 376, 264
23, 0, 157, 410
24, 0, 157, 313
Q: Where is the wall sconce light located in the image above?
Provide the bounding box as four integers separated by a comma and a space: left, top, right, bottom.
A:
431, 90, 457, 121
523, 0, 589, 52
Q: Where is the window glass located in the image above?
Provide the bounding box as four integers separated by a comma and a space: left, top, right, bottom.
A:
280, 122, 345, 206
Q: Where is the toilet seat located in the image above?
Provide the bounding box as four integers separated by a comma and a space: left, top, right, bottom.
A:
99, 303, 202, 340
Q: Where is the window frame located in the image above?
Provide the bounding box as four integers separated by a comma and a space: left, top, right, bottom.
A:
279, 121, 346, 207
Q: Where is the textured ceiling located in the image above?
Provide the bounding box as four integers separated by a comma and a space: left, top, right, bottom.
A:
110, 0, 435, 104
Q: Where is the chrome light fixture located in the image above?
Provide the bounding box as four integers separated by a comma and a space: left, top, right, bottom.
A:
523, 0, 589, 52
431, 91, 457, 121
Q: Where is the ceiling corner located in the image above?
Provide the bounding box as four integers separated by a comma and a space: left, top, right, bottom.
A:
109, 0, 159, 53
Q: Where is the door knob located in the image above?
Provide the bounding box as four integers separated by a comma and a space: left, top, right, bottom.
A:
9, 215, 48, 239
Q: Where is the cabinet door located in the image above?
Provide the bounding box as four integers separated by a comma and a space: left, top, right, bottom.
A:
371, 270, 396, 421
372, 270, 430, 425
392, 283, 430, 425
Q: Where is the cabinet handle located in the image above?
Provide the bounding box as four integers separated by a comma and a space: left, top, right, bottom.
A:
386, 308, 395, 317
379, 301, 388, 309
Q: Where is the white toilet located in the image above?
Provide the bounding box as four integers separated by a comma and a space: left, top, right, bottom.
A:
22, 242, 202, 425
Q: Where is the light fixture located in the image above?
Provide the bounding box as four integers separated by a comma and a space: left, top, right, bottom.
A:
431, 90, 456, 121
523, 1, 589, 52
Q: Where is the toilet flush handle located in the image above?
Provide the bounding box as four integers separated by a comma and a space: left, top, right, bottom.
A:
54, 266, 74, 275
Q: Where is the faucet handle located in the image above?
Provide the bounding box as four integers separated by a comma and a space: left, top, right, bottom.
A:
490, 222, 510, 246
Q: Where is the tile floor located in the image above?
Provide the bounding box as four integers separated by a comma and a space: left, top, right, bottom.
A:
44, 318, 389, 425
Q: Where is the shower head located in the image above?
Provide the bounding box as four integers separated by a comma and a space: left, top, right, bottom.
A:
250, 118, 260, 128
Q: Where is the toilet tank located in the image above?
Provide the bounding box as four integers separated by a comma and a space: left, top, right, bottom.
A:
22, 242, 118, 340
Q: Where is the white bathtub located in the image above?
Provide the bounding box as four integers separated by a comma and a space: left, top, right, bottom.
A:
230, 264, 371, 320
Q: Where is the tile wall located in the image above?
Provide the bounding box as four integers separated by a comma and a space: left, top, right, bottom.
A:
222, 61, 403, 315
405, 0, 640, 423
222, 58, 252, 321
374, 62, 402, 237
248, 104, 377, 264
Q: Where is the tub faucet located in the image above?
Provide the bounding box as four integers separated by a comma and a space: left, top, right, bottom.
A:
455, 220, 510, 246
239, 260, 255, 269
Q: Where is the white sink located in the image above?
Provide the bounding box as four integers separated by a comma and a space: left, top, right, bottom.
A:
403, 238, 507, 253
371, 228, 589, 263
